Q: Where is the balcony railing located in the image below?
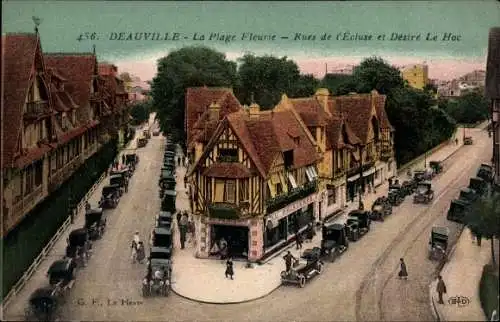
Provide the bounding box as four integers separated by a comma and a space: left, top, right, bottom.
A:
25, 101, 49, 117
208, 202, 242, 220
11, 185, 44, 220
49, 156, 82, 192
266, 179, 318, 213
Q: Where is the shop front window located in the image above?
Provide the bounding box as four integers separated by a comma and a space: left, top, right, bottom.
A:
265, 218, 287, 249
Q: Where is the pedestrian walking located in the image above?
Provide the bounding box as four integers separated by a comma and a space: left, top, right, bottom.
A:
183, 175, 187, 189
398, 258, 408, 280
176, 211, 182, 226
296, 232, 303, 250
436, 275, 447, 304
179, 213, 188, 249
121, 154, 125, 165
455, 138, 458, 145
225, 257, 234, 280
283, 251, 296, 272
477, 232, 482, 247
187, 217, 195, 243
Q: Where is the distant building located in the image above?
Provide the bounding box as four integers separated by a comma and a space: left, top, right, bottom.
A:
401, 64, 429, 90
459, 70, 486, 87
486, 27, 500, 185
125, 78, 151, 103
437, 70, 486, 98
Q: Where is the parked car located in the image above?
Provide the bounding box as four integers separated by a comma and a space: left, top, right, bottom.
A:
320, 223, 349, 262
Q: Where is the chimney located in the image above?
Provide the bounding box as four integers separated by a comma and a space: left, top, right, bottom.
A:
209, 101, 220, 121
249, 103, 260, 119
314, 88, 330, 113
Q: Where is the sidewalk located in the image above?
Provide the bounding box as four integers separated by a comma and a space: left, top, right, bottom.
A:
429, 228, 498, 321
169, 137, 464, 304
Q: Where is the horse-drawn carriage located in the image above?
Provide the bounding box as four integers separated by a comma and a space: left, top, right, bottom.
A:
99, 185, 120, 209
65, 229, 91, 267
428, 226, 449, 261
84, 208, 106, 240
319, 223, 349, 262
142, 248, 172, 297
346, 210, 371, 240
413, 181, 434, 204
280, 255, 323, 288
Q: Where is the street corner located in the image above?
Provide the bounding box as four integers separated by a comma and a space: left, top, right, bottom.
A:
170, 258, 282, 304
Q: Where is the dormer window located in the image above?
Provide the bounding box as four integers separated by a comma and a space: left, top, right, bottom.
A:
218, 148, 238, 162
293, 136, 300, 145
283, 150, 293, 169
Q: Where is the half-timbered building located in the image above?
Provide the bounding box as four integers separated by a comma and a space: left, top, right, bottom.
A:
187, 104, 320, 261
2, 30, 127, 237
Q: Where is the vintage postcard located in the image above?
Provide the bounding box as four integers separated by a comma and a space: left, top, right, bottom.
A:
2, 1, 499, 322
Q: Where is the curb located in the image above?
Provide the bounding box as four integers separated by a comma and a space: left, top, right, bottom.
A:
171, 283, 281, 305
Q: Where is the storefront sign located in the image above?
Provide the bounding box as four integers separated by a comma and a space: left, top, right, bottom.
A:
267, 194, 316, 223
207, 218, 249, 226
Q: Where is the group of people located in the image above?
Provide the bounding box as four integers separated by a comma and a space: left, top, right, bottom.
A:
131, 231, 146, 263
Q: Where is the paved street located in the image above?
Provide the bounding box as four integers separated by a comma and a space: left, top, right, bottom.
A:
2, 124, 492, 321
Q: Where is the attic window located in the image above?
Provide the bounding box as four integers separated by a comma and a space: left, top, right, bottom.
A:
293, 137, 300, 145
218, 148, 238, 162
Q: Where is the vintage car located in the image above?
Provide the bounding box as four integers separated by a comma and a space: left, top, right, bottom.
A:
458, 187, 478, 203
344, 220, 360, 242
65, 228, 91, 267
163, 158, 175, 167
413, 181, 434, 204
165, 143, 176, 152
464, 136, 473, 145
400, 180, 415, 197
429, 161, 443, 175
137, 137, 148, 148
110, 168, 130, 180
388, 180, 404, 206
155, 211, 173, 228
413, 170, 427, 183
347, 210, 371, 236
151, 227, 173, 258
109, 175, 127, 195
125, 153, 139, 167
47, 259, 76, 287
99, 185, 120, 209
143, 248, 172, 297
26, 286, 62, 321
280, 256, 323, 288
469, 177, 488, 196
84, 208, 106, 240
477, 163, 494, 182
428, 226, 449, 261
164, 151, 175, 159
161, 190, 176, 213
320, 223, 349, 262
159, 169, 175, 185
446, 199, 471, 223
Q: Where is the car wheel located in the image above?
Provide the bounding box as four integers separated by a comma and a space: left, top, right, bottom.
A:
298, 275, 306, 288
317, 262, 323, 274
280, 271, 287, 279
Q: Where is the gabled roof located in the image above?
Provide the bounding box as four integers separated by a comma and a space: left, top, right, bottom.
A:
486, 27, 500, 99
203, 162, 252, 178
373, 94, 394, 131
44, 53, 96, 108
2, 33, 40, 168
185, 87, 242, 145
327, 93, 380, 144
226, 109, 319, 177
325, 117, 361, 149
289, 98, 329, 126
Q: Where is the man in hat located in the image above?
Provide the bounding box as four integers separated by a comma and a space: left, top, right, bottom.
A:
283, 251, 296, 272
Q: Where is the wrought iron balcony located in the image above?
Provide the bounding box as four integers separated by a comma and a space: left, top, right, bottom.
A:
25, 101, 49, 118
266, 179, 318, 213
208, 202, 242, 219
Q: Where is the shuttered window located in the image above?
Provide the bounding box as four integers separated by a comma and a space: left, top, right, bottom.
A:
278, 173, 288, 193
224, 180, 236, 203
288, 173, 298, 188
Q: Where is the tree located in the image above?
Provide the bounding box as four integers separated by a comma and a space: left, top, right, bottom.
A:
351, 57, 405, 95
236, 54, 301, 109
423, 83, 438, 94
440, 91, 489, 124
464, 193, 500, 265
119, 72, 132, 83
289, 74, 321, 98
321, 73, 357, 95
151, 46, 238, 146
129, 101, 151, 125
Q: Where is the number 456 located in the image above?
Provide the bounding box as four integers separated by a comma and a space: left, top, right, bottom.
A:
77, 32, 98, 41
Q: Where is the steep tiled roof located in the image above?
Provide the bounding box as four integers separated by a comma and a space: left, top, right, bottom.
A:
325, 117, 361, 149
373, 95, 394, 130
185, 87, 242, 145
289, 98, 329, 126
328, 94, 375, 144
226, 109, 319, 177
486, 27, 500, 99
203, 162, 251, 178
44, 53, 96, 108
2, 33, 39, 168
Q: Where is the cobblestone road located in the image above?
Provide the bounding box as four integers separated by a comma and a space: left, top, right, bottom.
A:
2, 123, 492, 322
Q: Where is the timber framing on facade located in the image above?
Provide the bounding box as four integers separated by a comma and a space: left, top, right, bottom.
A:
1, 31, 129, 237
184, 86, 396, 262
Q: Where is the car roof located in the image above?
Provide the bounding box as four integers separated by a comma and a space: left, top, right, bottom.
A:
471, 177, 485, 182
151, 246, 172, 253
103, 184, 120, 189
461, 188, 476, 194
30, 286, 56, 301
85, 208, 103, 215
70, 228, 87, 236
154, 227, 172, 235
452, 199, 470, 206
323, 223, 345, 230
432, 226, 449, 235
48, 259, 72, 273
419, 181, 432, 185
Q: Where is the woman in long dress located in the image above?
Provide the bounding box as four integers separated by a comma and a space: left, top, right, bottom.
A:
136, 242, 145, 263
398, 258, 408, 280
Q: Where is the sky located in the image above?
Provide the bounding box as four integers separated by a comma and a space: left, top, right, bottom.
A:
3, 1, 499, 81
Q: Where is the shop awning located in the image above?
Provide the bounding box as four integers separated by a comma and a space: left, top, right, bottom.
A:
347, 167, 376, 182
